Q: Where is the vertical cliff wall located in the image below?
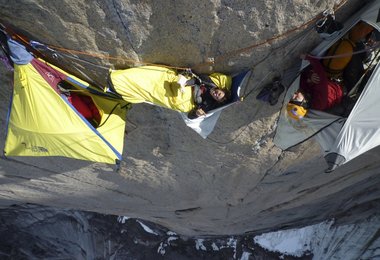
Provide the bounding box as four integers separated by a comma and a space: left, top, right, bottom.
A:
1, 0, 379, 237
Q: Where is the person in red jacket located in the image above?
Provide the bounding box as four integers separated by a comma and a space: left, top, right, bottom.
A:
67, 93, 102, 128
58, 81, 102, 127
287, 54, 344, 120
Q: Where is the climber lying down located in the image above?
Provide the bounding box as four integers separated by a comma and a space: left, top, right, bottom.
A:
108, 66, 231, 119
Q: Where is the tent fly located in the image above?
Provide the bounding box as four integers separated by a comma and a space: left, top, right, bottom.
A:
274, 0, 380, 172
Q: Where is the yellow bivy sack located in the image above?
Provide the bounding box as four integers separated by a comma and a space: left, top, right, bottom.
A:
110, 66, 231, 113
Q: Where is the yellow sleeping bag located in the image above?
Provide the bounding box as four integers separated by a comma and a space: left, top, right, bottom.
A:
110, 66, 231, 113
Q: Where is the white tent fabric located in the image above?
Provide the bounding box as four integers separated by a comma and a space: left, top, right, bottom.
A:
180, 109, 223, 139
274, 71, 343, 150
274, 0, 380, 171
180, 102, 235, 139
327, 61, 380, 168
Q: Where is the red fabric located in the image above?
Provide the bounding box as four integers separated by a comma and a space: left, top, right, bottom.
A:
68, 93, 101, 124
300, 56, 343, 111
200, 84, 207, 94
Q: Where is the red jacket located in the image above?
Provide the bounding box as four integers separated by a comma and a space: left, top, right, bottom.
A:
300, 56, 343, 111
68, 93, 101, 126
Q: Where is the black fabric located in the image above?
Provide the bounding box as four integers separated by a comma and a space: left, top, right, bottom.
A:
185, 73, 227, 119
198, 75, 218, 89
343, 44, 365, 93
188, 86, 222, 119
197, 89, 220, 112
324, 152, 346, 173
106, 72, 119, 95
0, 30, 13, 67
315, 15, 343, 35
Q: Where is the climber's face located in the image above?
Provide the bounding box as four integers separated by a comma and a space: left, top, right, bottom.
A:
210, 88, 225, 102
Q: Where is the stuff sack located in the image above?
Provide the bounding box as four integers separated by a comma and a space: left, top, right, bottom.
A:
322, 39, 354, 76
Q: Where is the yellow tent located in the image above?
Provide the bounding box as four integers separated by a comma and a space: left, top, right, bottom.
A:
4, 39, 127, 164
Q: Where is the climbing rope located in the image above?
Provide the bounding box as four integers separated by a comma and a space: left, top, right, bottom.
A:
241, 26, 315, 100
98, 103, 131, 128
1, 0, 352, 147
34, 0, 349, 116
45, 44, 191, 71
2, 0, 349, 74
58, 51, 110, 71
193, 0, 349, 69
206, 0, 349, 145
308, 42, 380, 60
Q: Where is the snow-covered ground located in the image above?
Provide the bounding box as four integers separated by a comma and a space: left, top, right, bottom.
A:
125, 214, 380, 259
2, 206, 379, 259
118, 215, 380, 260
254, 221, 333, 258
254, 216, 380, 259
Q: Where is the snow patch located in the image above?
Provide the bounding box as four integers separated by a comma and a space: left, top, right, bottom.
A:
167, 231, 177, 236
254, 220, 334, 257
167, 236, 178, 242
117, 216, 130, 224
240, 251, 252, 260
195, 239, 207, 251
136, 220, 158, 235
157, 242, 166, 255
226, 238, 237, 259
157, 233, 179, 255
211, 242, 219, 251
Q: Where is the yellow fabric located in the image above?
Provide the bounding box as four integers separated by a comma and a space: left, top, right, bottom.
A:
287, 103, 307, 120
4, 63, 127, 164
208, 73, 232, 92
110, 66, 232, 113
349, 21, 374, 42
323, 39, 354, 75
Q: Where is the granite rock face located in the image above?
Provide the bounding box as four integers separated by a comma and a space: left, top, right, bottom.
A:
1, 0, 378, 237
